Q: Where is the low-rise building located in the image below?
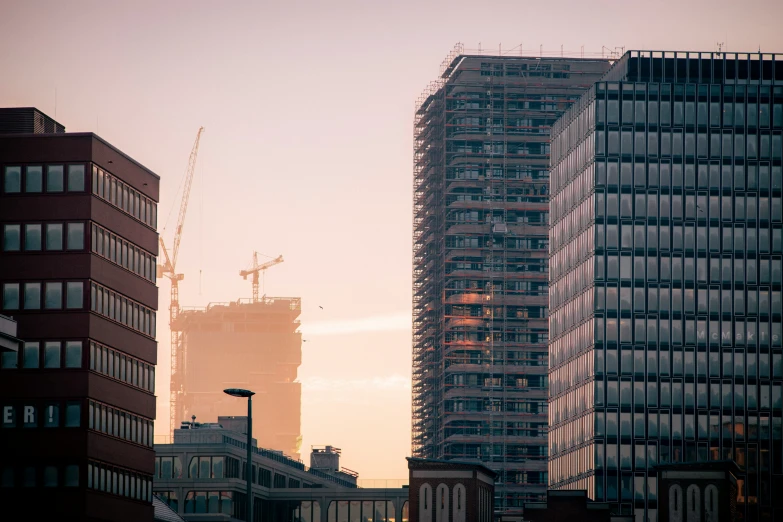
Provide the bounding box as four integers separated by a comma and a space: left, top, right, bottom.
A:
153, 418, 409, 521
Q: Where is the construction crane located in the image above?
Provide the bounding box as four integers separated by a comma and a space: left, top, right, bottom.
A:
158, 126, 204, 435
240, 252, 284, 303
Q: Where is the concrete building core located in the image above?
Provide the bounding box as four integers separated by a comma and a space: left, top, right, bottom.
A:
171, 297, 302, 459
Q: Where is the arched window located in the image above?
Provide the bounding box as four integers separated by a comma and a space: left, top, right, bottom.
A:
686, 484, 701, 522
705, 485, 719, 522
436, 484, 449, 522
453, 483, 466, 522
669, 484, 684, 522
420, 483, 433, 522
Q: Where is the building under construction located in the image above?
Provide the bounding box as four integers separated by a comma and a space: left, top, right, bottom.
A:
412, 45, 611, 511
171, 296, 303, 459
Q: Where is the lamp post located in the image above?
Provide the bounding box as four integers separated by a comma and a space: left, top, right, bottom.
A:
224, 388, 255, 522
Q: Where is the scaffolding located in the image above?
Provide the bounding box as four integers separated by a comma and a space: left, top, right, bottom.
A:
171, 296, 303, 459
412, 45, 611, 512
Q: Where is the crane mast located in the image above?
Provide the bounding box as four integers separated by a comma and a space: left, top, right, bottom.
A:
158, 126, 204, 435
240, 252, 284, 302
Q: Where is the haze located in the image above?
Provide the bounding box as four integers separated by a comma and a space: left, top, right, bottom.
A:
1, 0, 781, 481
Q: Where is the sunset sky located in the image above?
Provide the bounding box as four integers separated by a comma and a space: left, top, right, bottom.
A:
2, 0, 781, 480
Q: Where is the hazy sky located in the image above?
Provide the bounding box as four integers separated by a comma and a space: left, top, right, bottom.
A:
2, 0, 781, 480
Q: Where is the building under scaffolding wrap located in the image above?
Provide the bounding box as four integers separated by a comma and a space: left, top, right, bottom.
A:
171, 297, 303, 459
412, 44, 611, 511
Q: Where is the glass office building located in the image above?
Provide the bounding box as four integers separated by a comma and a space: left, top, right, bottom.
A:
547, 52, 783, 521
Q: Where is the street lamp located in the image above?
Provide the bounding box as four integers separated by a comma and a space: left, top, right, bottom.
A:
224, 388, 255, 522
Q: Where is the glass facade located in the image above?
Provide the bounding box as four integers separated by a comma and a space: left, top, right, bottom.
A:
548, 51, 783, 521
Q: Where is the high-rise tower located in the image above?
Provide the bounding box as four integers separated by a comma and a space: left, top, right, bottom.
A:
412, 45, 610, 510
548, 51, 783, 521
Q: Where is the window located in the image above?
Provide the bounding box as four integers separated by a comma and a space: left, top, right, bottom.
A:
46, 165, 64, 192
64, 465, 79, 487
1, 350, 17, 369
3, 224, 20, 251
93, 167, 157, 228
67, 165, 85, 191
2, 283, 19, 310
46, 224, 63, 250
65, 342, 82, 368
24, 283, 41, 309
25, 166, 43, 192
67, 223, 84, 250
23, 342, 39, 369
24, 224, 41, 251
65, 402, 81, 427
44, 342, 61, 368
1, 467, 13, 487
66, 282, 83, 309
44, 466, 58, 487
45, 282, 62, 309
22, 467, 35, 487
4, 166, 21, 193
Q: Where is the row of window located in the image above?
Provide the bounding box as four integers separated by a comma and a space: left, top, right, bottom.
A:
154, 456, 184, 479
92, 166, 157, 229
596, 95, 783, 130
0, 465, 80, 488
550, 345, 783, 399
187, 455, 229, 479
445, 350, 548, 367
447, 165, 549, 181
181, 490, 234, 515
595, 255, 783, 286
595, 226, 783, 256
88, 400, 153, 448
88, 461, 153, 503
593, 380, 783, 413
2, 164, 86, 194
90, 341, 155, 393
0, 341, 82, 369
595, 317, 783, 346
600, 161, 781, 195
595, 286, 783, 317
597, 348, 783, 381
596, 195, 783, 227
2, 222, 85, 252
446, 399, 548, 414
90, 282, 156, 337
2, 281, 83, 311
91, 223, 156, 282
1, 402, 81, 428
597, 128, 783, 161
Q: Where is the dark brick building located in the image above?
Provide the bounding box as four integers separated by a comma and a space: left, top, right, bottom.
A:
0, 108, 160, 521
407, 457, 497, 522
507, 490, 633, 522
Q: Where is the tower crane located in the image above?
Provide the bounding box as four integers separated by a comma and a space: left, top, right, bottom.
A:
158, 126, 204, 435
240, 252, 284, 303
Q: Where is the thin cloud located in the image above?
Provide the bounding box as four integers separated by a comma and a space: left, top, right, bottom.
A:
302, 375, 411, 392
301, 312, 410, 336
